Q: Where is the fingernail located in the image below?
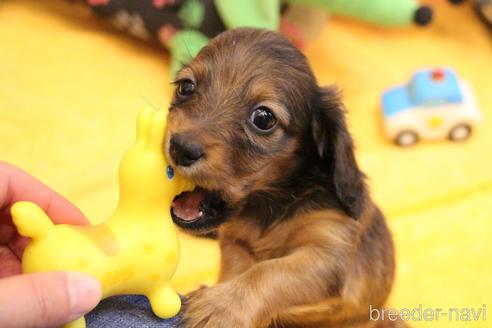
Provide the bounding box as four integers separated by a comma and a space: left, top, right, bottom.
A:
67, 273, 102, 316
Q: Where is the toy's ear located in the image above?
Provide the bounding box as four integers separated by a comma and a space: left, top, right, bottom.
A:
312, 86, 367, 219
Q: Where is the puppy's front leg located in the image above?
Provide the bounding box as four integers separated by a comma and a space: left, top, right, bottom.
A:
183, 247, 342, 328
218, 237, 257, 282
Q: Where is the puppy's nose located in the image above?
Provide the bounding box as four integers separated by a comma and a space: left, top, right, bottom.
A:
170, 135, 205, 167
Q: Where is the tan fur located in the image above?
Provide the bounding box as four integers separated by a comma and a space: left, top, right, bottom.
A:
182, 203, 398, 327
165, 29, 402, 328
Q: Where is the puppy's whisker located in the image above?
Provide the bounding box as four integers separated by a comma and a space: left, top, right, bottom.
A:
141, 96, 160, 111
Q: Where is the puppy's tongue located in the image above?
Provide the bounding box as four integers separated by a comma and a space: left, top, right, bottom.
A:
172, 188, 206, 221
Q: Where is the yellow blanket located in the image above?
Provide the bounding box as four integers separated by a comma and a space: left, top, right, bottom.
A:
1, 1, 491, 327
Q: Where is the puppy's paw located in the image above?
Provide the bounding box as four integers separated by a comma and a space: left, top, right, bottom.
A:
183, 283, 256, 328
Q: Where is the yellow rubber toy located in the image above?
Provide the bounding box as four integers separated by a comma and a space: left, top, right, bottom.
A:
11, 108, 194, 328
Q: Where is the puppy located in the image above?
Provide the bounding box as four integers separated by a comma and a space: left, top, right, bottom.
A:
165, 28, 398, 328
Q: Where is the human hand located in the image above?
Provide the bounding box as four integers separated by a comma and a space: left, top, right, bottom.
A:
0, 161, 102, 328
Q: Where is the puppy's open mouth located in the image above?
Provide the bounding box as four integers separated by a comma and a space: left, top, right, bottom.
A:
171, 187, 231, 234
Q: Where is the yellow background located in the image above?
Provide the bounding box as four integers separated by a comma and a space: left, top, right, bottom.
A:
1, 1, 491, 327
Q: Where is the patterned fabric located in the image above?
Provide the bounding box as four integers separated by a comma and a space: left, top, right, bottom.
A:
84, 0, 226, 47
86, 295, 183, 328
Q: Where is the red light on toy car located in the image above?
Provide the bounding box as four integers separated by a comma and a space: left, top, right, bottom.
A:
431, 69, 445, 81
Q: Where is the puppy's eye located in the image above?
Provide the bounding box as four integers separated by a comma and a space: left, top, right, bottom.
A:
176, 79, 195, 97
250, 106, 277, 132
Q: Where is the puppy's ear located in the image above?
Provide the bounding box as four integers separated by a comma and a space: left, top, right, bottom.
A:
312, 86, 366, 219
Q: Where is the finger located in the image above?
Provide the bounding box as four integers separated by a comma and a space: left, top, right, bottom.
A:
0, 272, 101, 328
0, 217, 16, 244
0, 162, 88, 225
8, 233, 30, 259
0, 246, 21, 278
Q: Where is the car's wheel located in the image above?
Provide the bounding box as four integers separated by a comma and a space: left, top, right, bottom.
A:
449, 124, 471, 141
395, 131, 418, 147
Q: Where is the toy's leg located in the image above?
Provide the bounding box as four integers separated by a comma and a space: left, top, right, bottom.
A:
11, 201, 54, 239
168, 30, 209, 78
148, 284, 181, 318
62, 316, 86, 328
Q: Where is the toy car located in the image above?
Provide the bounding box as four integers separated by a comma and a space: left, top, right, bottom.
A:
381, 68, 481, 146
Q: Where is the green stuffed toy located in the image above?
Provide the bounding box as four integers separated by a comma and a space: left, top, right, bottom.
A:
287, 0, 433, 27
81, 0, 434, 76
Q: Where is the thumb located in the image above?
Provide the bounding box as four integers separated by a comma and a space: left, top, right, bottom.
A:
0, 272, 102, 328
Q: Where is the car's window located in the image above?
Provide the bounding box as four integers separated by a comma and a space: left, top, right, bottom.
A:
420, 98, 447, 107
409, 69, 463, 107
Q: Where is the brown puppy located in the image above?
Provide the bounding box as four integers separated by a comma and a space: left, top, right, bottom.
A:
165, 28, 398, 328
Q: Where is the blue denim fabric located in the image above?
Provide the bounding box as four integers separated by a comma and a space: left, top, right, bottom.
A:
86, 295, 183, 328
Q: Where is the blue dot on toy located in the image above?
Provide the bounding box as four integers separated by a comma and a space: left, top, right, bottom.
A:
166, 166, 174, 180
